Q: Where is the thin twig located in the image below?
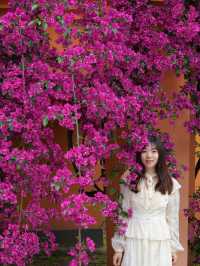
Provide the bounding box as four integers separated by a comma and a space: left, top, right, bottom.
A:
72, 74, 82, 266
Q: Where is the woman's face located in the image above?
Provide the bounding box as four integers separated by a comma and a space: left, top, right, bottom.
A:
141, 143, 159, 171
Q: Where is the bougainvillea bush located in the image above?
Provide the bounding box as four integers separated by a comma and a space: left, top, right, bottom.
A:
184, 187, 200, 265
0, 0, 200, 265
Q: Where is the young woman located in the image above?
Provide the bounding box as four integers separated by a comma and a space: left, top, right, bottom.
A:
112, 136, 184, 266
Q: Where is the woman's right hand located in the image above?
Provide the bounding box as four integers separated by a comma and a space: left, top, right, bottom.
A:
113, 251, 123, 266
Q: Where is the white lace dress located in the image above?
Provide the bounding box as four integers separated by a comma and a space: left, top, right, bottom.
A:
111, 176, 184, 266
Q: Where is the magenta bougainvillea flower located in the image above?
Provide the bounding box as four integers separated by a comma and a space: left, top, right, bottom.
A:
0, 0, 200, 265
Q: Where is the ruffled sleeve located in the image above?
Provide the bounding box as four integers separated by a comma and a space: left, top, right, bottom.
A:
111, 170, 131, 253
166, 178, 184, 254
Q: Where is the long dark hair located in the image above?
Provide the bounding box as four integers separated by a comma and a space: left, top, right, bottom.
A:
133, 135, 173, 195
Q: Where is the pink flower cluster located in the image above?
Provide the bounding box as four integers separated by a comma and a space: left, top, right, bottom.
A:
68, 237, 96, 266
184, 188, 200, 264
40, 231, 58, 256
0, 224, 40, 266
61, 192, 118, 228
0, 0, 200, 264
0, 182, 17, 205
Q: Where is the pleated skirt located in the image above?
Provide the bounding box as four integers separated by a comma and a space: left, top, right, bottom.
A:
121, 238, 172, 266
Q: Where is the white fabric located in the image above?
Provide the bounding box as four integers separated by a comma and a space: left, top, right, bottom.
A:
111, 176, 184, 265
122, 238, 172, 266
166, 181, 184, 253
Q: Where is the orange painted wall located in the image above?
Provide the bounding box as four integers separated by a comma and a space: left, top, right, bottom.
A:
0, 0, 7, 9
158, 71, 193, 266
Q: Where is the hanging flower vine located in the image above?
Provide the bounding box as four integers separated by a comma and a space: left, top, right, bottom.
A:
0, 0, 200, 265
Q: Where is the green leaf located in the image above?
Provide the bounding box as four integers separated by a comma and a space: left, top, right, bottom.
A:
54, 183, 61, 191
175, 67, 180, 76
109, 187, 117, 195
56, 56, 64, 64
127, 137, 132, 146
36, 18, 42, 26
184, 56, 190, 66
10, 156, 17, 162
171, 113, 177, 120
44, 81, 48, 90
111, 28, 118, 34
56, 114, 64, 120
54, 85, 62, 91
140, 60, 146, 68
29, 40, 33, 47
119, 179, 126, 185
8, 122, 13, 131
43, 117, 48, 127
64, 28, 72, 37
166, 45, 176, 55
120, 210, 128, 218
32, 3, 39, 11
56, 16, 64, 26
109, 170, 119, 180
130, 166, 135, 172
43, 22, 48, 30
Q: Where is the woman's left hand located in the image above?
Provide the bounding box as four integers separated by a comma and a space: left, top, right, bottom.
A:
172, 253, 178, 264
